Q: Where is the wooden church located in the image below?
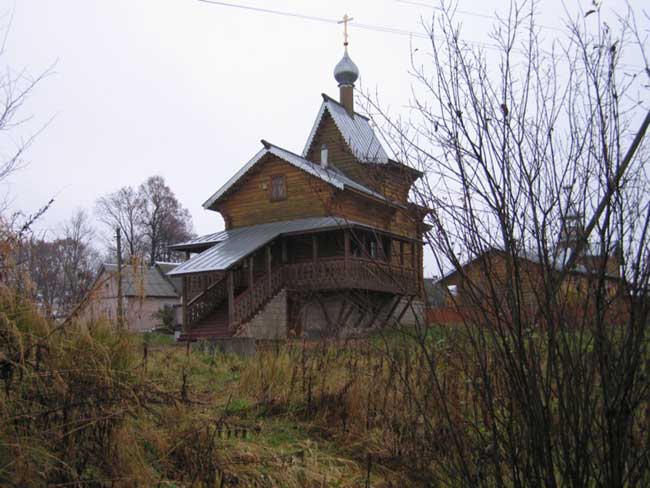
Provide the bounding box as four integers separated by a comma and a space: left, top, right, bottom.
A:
168, 34, 426, 340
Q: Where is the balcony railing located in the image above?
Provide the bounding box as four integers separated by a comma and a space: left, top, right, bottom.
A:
186, 257, 419, 332
284, 257, 418, 295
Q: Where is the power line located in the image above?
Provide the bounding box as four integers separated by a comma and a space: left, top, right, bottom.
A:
197, 0, 645, 71
197, 0, 496, 49
394, 0, 565, 33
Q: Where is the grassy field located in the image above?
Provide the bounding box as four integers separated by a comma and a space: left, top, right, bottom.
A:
3, 285, 649, 486
0, 285, 447, 486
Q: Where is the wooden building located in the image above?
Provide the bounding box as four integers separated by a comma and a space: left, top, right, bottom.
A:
168, 43, 426, 340
433, 247, 624, 327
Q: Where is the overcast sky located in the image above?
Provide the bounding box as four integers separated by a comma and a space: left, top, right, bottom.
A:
4, 0, 647, 273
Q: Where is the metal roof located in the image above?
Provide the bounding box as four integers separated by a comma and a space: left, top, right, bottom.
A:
302, 94, 390, 164
168, 216, 368, 276
437, 248, 621, 282
168, 230, 230, 251
334, 48, 359, 86
155, 262, 183, 293
202, 141, 390, 210
102, 263, 180, 297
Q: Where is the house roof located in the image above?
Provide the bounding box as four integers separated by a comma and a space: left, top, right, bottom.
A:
437, 247, 621, 283
101, 262, 180, 298
302, 93, 390, 165
168, 216, 377, 276
168, 230, 230, 252
154, 262, 183, 294
202, 140, 393, 210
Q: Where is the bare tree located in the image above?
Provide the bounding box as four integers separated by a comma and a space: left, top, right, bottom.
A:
95, 186, 144, 259
138, 175, 193, 265
27, 210, 99, 317
0, 11, 52, 186
95, 176, 193, 266
361, 2, 650, 485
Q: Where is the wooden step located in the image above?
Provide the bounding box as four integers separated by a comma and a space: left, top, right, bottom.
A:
180, 308, 231, 341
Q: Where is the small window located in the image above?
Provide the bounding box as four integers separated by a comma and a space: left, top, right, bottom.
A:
270, 175, 287, 201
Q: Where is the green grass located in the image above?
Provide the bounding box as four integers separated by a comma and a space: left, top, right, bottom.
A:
141, 331, 176, 347
369, 323, 453, 347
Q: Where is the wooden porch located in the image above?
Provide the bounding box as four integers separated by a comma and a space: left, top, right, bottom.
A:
179, 227, 422, 340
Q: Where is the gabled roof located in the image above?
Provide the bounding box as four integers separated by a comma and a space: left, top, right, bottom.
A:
154, 262, 183, 293
202, 140, 393, 210
100, 262, 181, 298
168, 230, 230, 252
168, 216, 376, 276
437, 247, 621, 283
302, 93, 390, 165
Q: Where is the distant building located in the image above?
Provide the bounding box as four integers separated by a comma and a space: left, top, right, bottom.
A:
433, 247, 624, 326
167, 38, 427, 340
77, 262, 181, 332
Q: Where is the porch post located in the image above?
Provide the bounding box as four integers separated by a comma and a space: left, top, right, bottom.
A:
248, 256, 254, 289
227, 271, 235, 325
400, 240, 405, 267
377, 234, 384, 261
282, 238, 288, 264
344, 229, 350, 270
416, 242, 422, 297
411, 241, 416, 270
266, 245, 272, 292
182, 276, 188, 333
312, 235, 318, 263
185, 251, 190, 261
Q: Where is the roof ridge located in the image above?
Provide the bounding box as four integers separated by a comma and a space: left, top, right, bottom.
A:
262, 140, 315, 163
320, 93, 370, 121
265, 141, 369, 182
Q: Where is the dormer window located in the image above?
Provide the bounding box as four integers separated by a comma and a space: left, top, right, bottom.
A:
270, 175, 287, 201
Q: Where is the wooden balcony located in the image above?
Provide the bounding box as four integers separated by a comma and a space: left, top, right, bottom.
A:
182, 227, 423, 337
283, 257, 418, 295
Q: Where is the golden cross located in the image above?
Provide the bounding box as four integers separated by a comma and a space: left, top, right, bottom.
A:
338, 13, 354, 46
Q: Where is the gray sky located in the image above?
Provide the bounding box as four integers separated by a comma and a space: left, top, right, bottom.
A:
4, 0, 647, 273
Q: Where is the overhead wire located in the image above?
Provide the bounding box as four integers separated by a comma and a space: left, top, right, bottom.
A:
197, 0, 646, 71
197, 0, 498, 50
394, 0, 566, 33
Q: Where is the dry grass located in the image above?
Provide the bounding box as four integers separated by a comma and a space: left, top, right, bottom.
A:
0, 284, 418, 486
4, 281, 646, 486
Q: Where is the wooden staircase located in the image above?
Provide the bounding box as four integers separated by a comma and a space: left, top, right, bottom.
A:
180, 267, 282, 341
179, 307, 230, 341
179, 257, 419, 341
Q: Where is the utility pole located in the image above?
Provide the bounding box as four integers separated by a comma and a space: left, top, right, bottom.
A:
116, 227, 124, 329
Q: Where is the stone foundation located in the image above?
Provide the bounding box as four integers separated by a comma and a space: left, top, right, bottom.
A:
236, 289, 288, 339
295, 292, 426, 338
235, 289, 425, 340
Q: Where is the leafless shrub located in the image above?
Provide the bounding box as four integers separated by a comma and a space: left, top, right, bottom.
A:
358, 1, 650, 485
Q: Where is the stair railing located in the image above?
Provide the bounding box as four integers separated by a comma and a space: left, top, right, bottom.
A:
186, 275, 229, 325
231, 266, 284, 328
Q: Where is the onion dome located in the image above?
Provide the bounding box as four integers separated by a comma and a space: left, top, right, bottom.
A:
334, 48, 359, 86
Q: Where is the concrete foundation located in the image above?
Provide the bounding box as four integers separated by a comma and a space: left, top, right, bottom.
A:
234, 288, 425, 340
236, 289, 288, 340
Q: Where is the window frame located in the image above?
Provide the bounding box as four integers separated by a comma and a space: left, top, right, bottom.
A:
269, 174, 287, 202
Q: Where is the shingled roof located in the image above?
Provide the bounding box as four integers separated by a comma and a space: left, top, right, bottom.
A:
101, 262, 180, 298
